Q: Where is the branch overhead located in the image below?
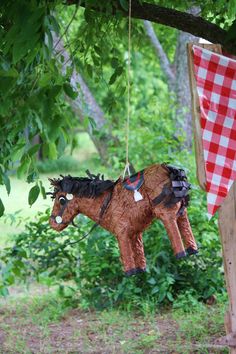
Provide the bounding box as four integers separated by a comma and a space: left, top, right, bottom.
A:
66, 0, 234, 53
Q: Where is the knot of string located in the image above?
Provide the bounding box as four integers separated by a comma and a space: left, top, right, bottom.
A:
123, 0, 132, 179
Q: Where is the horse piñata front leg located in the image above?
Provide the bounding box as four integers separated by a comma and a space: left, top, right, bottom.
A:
130, 233, 146, 273
116, 233, 137, 276
157, 209, 186, 259
177, 209, 198, 255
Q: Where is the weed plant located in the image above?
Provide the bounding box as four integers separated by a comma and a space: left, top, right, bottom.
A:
0, 149, 226, 309
0, 196, 225, 310
0, 288, 228, 353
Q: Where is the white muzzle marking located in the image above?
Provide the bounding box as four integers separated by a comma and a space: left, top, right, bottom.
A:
55, 216, 63, 224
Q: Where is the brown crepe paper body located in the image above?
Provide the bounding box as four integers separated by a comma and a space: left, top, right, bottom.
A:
49, 164, 198, 276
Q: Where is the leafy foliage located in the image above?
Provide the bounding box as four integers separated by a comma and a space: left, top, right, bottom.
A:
0, 0, 231, 309
36, 156, 79, 174
0, 0, 235, 213
0, 168, 225, 308
0, 1, 79, 209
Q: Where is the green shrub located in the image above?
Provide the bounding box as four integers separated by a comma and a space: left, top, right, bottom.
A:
0, 185, 225, 309
0, 147, 225, 307
37, 156, 79, 173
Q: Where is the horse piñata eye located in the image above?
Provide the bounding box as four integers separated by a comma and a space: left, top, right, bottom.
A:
59, 196, 66, 206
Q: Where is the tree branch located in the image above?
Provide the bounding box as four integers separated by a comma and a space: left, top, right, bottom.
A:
52, 33, 114, 165
143, 20, 175, 90
66, 0, 234, 53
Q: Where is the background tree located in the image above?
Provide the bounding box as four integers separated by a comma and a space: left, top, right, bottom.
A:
52, 33, 116, 165
144, 9, 199, 149
0, 0, 233, 311
0, 0, 235, 214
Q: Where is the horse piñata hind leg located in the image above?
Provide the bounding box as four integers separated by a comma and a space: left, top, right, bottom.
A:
150, 164, 198, 259
130, 232, 146, 273
177, 209, 198, 255
116, 232, 137, 276
157, 209, 186, 259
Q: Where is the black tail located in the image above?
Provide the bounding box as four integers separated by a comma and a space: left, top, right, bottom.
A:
152, 164, 191, 216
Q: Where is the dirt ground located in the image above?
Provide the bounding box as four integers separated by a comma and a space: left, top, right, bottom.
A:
0, 305, 228, 354
0, 284, 228, 353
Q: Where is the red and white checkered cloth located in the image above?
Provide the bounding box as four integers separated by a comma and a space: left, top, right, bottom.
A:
192, 45, 236, 218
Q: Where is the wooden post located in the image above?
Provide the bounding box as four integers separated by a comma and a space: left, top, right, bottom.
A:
188, 43, 236, 352
218, 184, 236, 351
187, 43, 222, 189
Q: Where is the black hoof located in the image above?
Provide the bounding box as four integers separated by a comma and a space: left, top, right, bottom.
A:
175, 251, 187, 259
125, 267, 146, 276
186, 247, 198, 256
135, 267, 146, 274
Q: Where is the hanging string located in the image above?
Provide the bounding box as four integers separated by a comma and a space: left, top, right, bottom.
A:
123, 0, 132, 179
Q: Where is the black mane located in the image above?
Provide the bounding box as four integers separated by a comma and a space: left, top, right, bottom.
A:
49, 171, 115, 199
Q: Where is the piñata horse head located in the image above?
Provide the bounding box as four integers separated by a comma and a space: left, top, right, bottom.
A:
49, 164, 198, 276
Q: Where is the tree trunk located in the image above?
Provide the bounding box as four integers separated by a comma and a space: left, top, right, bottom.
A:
144, 19, 199, 150
174, 8, 200, 150
52, 33, 114, 165
143, 20, 175, 91
174, 31, 198, 150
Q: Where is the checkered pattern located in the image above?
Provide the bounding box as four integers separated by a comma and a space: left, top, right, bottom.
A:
192, 45, 236, 218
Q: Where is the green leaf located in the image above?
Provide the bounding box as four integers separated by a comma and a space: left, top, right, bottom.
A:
12, 267, 21, 277
57, 129, 67, 155
35, 116, 43, 132
27, 144, 41, 157
226, 19, 236, 43
0, 68, 18, 78
45, 30, 53, 53
109, 72, 117, 85
119, 0, 128, 11
147, 277, 156, 285
84, 8, 94, 24
86, 64, 93, 78
27, 171, 38, 183
151, 286, 159, 295
28, 184, 40, 206
94, 45, 101, 56
38, 73, 52, 87
11, 143, 25, 162
0, 198, 5, 217
0, 286, 9, 297
5, 274, 15, 285
116, 66, 123, 76
0, 77, 16, 96
48, 142, 58, 159
83, 117, 90, 129
109, 66, 123, 85
111, 57, 119, 68
49, 85, 62, 98
167, 291, 174, 302
47, 14, 60, 34
39, 180, 46, 199
17, 158, 31, 179
63, 83, 78, 99
42, 43, 50, 60
158, 291, 166, 303
88, 117, 97, 129
2, 174, 10, 195
12, 33, 40, 64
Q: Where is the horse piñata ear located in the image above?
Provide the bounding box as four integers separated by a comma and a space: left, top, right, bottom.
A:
49, 178, 61, 188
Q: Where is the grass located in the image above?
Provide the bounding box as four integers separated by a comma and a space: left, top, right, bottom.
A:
0, 285, 229, 353
0, 132, 106, 246
0, 133, 230, 353
0, 175, 52, 246
171, 298, 228, 353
